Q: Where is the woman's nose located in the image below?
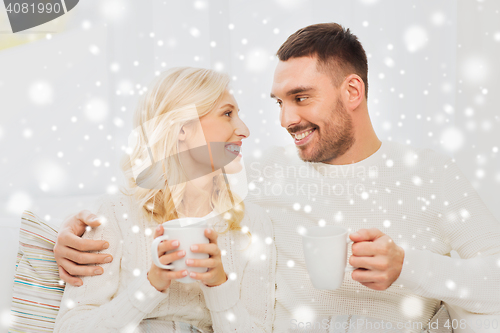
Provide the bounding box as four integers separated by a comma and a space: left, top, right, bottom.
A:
234, 117, 250, 138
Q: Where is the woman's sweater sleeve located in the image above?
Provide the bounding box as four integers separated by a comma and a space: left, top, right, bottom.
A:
394, 158, 500, 314
199, 204, 277, 332
54, 195, 169, 332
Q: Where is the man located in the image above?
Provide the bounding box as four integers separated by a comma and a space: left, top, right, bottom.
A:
54, 23, 500, 332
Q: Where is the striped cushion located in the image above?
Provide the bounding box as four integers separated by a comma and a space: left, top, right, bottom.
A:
8, 211, 63, 333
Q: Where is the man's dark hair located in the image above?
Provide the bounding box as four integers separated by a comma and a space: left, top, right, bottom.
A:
276, 22, 369, 100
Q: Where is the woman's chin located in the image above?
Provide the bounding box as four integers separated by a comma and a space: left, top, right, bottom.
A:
223, 160, 243, 174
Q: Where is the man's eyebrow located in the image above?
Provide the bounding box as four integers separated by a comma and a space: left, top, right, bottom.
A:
270, 86, 315, 99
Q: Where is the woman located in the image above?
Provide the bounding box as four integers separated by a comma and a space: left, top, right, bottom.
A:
54, 67, 276, 332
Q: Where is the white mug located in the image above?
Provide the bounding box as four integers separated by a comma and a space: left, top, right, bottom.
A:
151, 217, 209, 284
302, 225, 356, 290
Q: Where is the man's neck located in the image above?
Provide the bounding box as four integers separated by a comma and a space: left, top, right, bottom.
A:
324, 136, 382, 165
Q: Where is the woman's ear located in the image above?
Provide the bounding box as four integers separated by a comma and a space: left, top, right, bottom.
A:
178, 126, 187, 141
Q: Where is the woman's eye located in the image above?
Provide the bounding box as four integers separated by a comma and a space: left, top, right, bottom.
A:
224, 111, 232, 117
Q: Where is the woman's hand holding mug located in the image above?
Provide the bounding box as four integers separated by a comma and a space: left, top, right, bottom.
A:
185, 228, 228, 287
147, 224, 189, 292
149, 219, 228, 292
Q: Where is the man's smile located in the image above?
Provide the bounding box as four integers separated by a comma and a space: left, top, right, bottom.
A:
292, 128, 316, 146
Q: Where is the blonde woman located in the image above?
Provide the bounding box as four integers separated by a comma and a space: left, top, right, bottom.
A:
54, 67, 276, 332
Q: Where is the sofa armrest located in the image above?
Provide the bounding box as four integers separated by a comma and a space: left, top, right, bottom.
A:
444, 302, 500, 333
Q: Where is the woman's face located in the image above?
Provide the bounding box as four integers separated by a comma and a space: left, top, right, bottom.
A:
184, 89, 250, 174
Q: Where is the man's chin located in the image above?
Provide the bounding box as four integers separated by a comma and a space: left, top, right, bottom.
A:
297, 147, 318, 163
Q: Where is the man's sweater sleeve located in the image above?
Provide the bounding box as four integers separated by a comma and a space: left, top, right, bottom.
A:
394, 158, 500, 314
54, 195, 169, 332
199, 204, 276, 332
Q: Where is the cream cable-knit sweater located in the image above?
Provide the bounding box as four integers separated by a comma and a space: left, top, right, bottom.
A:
54, 194, 276, 333
244, 140, 500, 333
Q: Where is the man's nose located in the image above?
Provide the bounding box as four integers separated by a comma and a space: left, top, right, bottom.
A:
280, 105, 301, 129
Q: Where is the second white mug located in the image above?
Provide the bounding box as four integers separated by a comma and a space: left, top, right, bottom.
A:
302, 225, 356, 290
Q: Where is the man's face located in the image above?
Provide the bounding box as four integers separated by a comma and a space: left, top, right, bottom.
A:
270, 56, 355, 163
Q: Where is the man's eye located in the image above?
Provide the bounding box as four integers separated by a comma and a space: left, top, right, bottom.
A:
276, 100, 282, 107
297, 97, 307, 102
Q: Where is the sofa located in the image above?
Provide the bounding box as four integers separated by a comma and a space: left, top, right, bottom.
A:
0, 195, 100, 333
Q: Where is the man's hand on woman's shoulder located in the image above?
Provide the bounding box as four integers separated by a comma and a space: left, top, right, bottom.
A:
54, 210, 114, 286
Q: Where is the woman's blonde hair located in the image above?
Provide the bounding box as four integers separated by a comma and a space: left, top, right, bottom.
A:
119, 67, 245, 233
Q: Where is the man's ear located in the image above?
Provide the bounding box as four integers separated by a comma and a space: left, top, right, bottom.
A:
343, 74, 364, 110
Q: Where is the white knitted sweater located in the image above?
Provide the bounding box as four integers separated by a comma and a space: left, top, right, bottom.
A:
244, 140, 500, 333
54, 194, 276, 333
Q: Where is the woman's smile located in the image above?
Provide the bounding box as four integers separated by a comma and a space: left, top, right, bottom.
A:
225, 141, 242, 157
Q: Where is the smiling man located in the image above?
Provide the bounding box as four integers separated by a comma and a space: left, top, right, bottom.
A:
53, 23, 500, 332
246, 23, 500, 332
270, 48, 376, 165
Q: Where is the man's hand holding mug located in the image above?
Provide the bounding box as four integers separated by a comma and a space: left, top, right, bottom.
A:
349, 228, 405, 291
302, 226, 404, 291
